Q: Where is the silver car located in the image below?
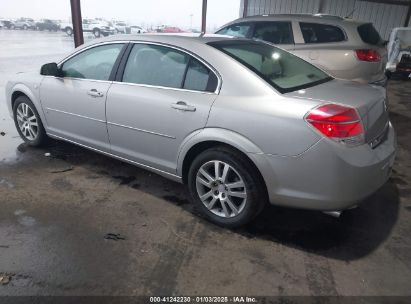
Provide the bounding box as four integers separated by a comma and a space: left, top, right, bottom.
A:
216, 14, 388, 86
5, 35, 396, 227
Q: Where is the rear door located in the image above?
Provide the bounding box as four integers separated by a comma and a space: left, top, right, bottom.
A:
106, 43, 219, 174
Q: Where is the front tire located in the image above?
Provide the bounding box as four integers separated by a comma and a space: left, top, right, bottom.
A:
188, 146, 267, 228
23, 25, 28, 30
13, 96, 48, 147
93, 28, 101, 38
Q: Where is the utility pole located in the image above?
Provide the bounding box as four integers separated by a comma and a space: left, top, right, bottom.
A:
70, 0, 84, 47
201, 0, 207, 34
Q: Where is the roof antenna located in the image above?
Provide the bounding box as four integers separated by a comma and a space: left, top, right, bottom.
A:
345, 9, 355, 19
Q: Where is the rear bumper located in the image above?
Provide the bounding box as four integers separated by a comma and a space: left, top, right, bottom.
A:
254, 123, 396, 211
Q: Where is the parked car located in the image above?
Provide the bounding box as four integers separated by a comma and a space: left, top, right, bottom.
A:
216, 14, 388, 86
13, 18, 36, 30
35, 19, 60, 31
5, 35, 396, 227
129, 25, 147, 34
113, 21, 128, 34
0, 19, 15, 29
386, 27, 411, 79
61, 19, 115, 38
156, 25, 184, 33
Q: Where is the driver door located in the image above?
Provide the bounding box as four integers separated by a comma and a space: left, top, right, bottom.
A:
39, 43, 125, 152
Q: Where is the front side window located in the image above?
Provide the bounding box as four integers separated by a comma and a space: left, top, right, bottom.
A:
300, 22, 345, 43
209, 40, 332, 93
252, 21, 294, 44
216, 23, 252, 38
61, 44, 124, 81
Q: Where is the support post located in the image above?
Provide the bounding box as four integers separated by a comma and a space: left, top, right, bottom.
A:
201, 0, 207, 34
405, 4, 411, 27
318, 0, 326, 13
243, 0, 249, 18
70, 0, 84, 47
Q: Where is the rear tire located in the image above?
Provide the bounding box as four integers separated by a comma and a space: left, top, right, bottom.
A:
13, 96, 49, 147
23, 25, 28, 30
65, 27, 73, 36
187, 146, 267, 228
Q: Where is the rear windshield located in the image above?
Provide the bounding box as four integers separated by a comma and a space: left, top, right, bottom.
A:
209, 40, 332, 94
358, 23, 383, 45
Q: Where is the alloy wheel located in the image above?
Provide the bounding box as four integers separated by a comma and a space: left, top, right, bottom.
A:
196, 160, 247, 218
16, 103, 38, 141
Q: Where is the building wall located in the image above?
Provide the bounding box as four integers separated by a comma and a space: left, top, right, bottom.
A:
240, 0, 410, 39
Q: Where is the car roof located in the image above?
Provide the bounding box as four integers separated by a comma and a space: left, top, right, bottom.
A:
222, 13, 366, 27
77, 34, 242, 50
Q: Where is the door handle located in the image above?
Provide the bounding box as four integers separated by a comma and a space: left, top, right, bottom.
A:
87, 89, 104, 98
171, 101, 196, 112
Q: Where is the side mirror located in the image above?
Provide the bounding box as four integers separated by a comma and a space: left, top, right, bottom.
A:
40, 62, 62, 77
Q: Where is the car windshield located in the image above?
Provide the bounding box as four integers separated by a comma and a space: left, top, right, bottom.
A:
209, 40, 332, 93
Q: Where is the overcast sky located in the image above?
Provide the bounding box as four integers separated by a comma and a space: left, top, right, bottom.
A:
0, 0, 240, 30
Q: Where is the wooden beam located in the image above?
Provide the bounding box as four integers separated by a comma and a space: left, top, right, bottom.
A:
70, 0, 84, 47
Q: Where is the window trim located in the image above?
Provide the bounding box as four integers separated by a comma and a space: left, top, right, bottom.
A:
56, 41, 129, 83
115, 41, 222, 95
297, 22, 347, 45
251, 21, 295, 45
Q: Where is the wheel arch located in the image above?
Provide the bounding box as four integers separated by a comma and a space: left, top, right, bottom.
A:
178, 128, 273, 200
9, 84, 48, 128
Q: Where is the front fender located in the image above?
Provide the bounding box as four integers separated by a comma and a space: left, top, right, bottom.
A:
8, 82, 48, 128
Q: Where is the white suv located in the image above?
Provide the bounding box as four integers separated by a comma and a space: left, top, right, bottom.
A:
216, 14, 388, 86
61, 19, 115, 38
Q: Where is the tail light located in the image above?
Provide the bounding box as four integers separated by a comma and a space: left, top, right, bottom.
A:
355, 49, 381, 62
305, 104, 364, 146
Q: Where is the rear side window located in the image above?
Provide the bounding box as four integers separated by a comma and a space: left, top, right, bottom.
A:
183, 58, 217, 92
122, 44, 218, 92
252, 21, 294, 44
358, 23, 382, 45
300, 22, 345, 43
216, 23, 251, 38
123, 44, 189, 89
61, 44, 124, 80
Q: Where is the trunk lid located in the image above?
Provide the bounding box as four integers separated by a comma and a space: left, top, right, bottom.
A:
286, 79, 389, 144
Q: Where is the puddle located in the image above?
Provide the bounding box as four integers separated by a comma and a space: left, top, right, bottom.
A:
18, 216, 36, 227
0, 178, 15, 188
112, 175, 137, 185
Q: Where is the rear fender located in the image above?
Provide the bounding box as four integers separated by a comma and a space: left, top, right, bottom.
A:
177, 128, 277, 188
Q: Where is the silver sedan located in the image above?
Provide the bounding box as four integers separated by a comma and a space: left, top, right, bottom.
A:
5, 35, 396, 227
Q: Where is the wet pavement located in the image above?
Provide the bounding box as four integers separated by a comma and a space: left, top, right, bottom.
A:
0, 30, 411, 296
